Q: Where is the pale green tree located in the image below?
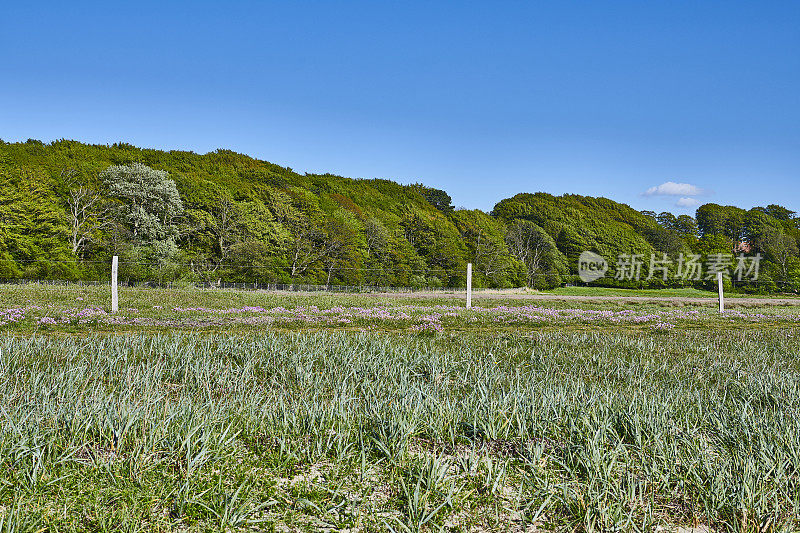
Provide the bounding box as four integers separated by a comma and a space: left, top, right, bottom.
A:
102, 163, 184, 243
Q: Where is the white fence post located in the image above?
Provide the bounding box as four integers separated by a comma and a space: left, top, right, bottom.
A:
111, 255, 119, 314
717, 271, 724, 313
466, 263, 472, 309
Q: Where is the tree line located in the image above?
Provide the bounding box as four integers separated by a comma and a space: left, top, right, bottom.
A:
0, 139, 797, 292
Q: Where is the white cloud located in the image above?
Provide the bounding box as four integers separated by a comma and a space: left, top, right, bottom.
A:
644, 181, 705, 197
675, 197, 700, 208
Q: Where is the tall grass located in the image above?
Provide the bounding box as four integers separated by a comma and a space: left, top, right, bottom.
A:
0, 330, 798, 531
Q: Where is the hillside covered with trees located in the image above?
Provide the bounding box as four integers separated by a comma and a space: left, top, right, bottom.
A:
1, 139, 798, 292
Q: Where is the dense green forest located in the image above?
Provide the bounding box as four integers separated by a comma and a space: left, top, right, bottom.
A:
1, 139, 798, 292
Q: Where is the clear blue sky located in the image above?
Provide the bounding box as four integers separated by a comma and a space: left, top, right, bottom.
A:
2, 1, 798, 214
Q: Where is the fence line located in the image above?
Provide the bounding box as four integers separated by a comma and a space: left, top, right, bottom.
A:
1, 256, 795, 297
0, 277, 793, 289
0, 277, 505, 295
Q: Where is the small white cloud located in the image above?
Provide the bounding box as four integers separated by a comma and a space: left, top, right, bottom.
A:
644, 181, 705, 196
675, 197, 700, 208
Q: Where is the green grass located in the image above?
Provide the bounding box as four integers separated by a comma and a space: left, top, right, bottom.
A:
538, 286, 728, 298
3, 283, 800, 337
1, 330, 799, 531
1, 284, 800, 531
539, 286, 718, 297
537, 285, 800, 298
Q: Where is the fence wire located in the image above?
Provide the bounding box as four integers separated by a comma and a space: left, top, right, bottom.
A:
0, 258, 794, 294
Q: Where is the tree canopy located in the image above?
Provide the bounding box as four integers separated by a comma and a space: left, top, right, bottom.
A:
0, 139, 797, 292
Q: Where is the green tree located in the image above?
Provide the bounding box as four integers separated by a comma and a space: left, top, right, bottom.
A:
321, 209, 365, 286
451, 209, 523, 287
755, 204, 796, 222
505, 220, 566, 288
674, 215, 699, 237
696, 204, 747, 241
0, 169, 77, 279
411, 184, 454, 213
102, 163, 184, 244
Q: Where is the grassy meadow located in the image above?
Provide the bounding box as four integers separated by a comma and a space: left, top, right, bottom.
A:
536, 286, 723, 298
1, 284, 799, 531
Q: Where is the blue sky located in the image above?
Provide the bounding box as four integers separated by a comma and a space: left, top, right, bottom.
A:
2, 1, 798, 214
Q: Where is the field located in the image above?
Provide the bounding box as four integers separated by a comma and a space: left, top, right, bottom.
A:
1, 285, 799, 532
537, 287, 724, 298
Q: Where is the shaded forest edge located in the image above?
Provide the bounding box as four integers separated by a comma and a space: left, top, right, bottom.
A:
1, 138, 798, 293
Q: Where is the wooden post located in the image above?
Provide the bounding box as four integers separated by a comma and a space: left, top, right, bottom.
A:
111, 255, 119, 314
466, 263, 472, 309
717, 271, 724, 313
